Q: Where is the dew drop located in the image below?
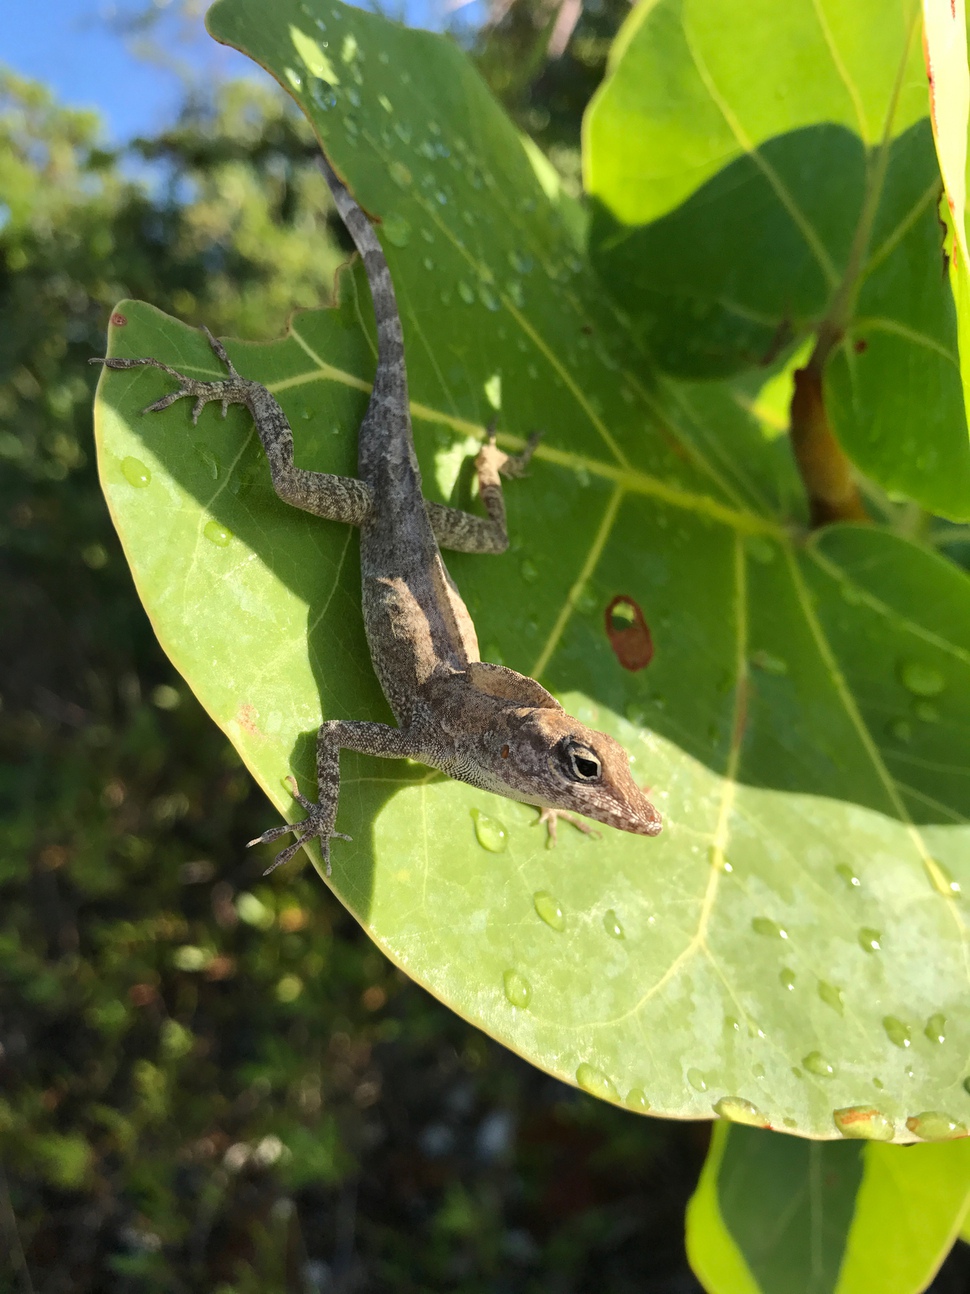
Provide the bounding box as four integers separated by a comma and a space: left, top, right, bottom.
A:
833, 1106, 894, 1141
470, 808, 507, 853
752, 916, 788, 939
782, 1117, 798, 1128
121, 456, 151, 488
752, 1063, 766, 1078
575, 1063, 618, 1101
924, 1013, 946, 1044
389, 160, 412, 188
533, 890, 565, 931
382, 212, 411, 247
835, 863, 861, 889
519, 559, 538, 583
802, 1051, 835, 1077
457, 280, 475, 305
840, 582, 863, 605
745, 536, 776, 565
393, 121, 413, 145
818, 981, 844, 1015
905, 1111, 968, 1141
873, 1077, 885, 1089
963, 1077, 970, 1097
780, 967, 796, 991
898, 659, 945, 697
434, 189, 448, 206
603, 909, 624, 939
478, 284, 499, 311
203, 520, 232, 547
725, 1016, 741, 1033
914, 700, 939, 723
687, 1068, 708, 1092
625, 1088, 650, 1112
378, 93, 393, 113
508, 248, 533, 274
858, 927, 882, 953
930, 859, 962, 899
713, 1096, 770, 1127
502, 968, 531, 1008
883, 1015, 911, 1048
889, 718, 912, 743
423, 256, 434, 272
750, 649, 788, 675
506, 279, 524, 308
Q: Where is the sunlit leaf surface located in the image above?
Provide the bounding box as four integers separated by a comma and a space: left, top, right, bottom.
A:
586, 0, 970, 520
93, 0, 970, 1140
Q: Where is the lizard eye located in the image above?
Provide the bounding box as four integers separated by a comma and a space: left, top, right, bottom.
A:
560, 740, 602, 782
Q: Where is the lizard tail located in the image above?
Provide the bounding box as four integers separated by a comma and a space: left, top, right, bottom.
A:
319, 155, 407, 411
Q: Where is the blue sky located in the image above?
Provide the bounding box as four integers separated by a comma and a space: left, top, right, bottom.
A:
3, 0, 481, 143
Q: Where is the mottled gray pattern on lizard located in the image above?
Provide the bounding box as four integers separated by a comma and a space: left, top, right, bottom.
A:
94, 156, 663, 873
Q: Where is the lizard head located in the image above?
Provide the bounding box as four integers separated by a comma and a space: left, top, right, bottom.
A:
491, 707, 663, 837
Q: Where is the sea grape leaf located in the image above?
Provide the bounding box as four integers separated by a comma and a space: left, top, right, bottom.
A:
92, 0, 970, 1141
687, 1122, 970, 1293
585, 0, 970, 521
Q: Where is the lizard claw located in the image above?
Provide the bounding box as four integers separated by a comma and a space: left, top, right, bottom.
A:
248, 776, 350, 877
534, 806, 602, 849
498, 429, 542, 479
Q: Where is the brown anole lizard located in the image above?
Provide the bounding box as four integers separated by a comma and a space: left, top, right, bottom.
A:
94, 157, 662, 874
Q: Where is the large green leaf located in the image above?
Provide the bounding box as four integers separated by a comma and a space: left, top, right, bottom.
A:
92, 0, 970, 1142
687, 1122, 970, 1293
585, 0, 970, 521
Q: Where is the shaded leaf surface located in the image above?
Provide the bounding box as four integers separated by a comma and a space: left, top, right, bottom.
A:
687, 1122, 970, 1293
92, 0, 970, 1139
585, 0, 970, 519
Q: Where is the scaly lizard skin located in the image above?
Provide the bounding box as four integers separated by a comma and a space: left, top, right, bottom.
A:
94, 157, 663, 874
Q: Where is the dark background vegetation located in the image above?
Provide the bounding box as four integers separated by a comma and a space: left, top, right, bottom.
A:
2, 2, 969, 1289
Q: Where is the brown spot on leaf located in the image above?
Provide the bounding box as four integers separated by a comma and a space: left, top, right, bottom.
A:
110, 312, 127, 327
853, 338, 868, 354
236, 703, 259, 735
605, 596, 654, 671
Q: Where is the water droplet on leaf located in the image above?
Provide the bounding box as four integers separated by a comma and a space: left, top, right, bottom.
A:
502, 969, 531, 1008
883, 1016, 911, 1048
750, 649, 788, 675
625, 1088, 650, 1112
203, 520, 232, 547
752, 917, 788, 939
575, 1063, 618, 1101
382, 212, 411, 247
389, 160, 411, 188
835, 863, 861, 889
470, 808, 507, 852
533, 891, 564, 931
457, 280, 475, 305
687, 1068, 707, 1092
833, 1107, 894, 1140
924, 1013, 946, 1044
780, 967, 796, 991
906, 1112, 968, 1141
818, 981, 844, 1014
898, 659, 945, 697
714, 1097, 770, 1127
802, 1051, 835, 1077
121, 456, 151, 488
603, 910, 624, 939
858, 927, 881, 952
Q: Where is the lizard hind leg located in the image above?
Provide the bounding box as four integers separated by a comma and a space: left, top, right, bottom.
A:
426, 429, 544, 556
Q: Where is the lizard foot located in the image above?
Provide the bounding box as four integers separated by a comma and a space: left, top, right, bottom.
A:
475, 427, 542, 482
534, 807, 602, 850
248, 777, 351, 877
90, 327, 250, 424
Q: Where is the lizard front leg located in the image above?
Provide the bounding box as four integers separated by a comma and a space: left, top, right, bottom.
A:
92, 328, 373, 526
250, 719, 423, 876
427, 430, 542, 555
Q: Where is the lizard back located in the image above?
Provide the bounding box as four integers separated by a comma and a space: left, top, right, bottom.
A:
321, 160, 479, 721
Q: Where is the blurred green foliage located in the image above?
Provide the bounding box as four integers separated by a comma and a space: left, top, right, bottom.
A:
0, 60, 713, 1292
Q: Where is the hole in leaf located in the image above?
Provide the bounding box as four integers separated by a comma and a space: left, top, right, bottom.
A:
604, 595, 653, 671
